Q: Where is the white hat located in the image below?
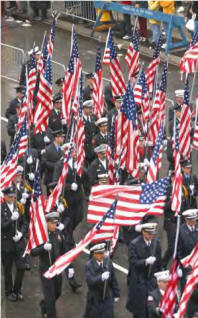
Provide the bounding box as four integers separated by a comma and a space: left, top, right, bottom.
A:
98, 173, 108, 179
175, 89, 184, 98
141, 223, 158, 234
182, 209, 198, 220
96, 117, 108, 127
16, 165, 24, 173
154, 270, 170, 281
28, 46, 41, 56
94, 144, 107, 153
90, 243, 106, 253
83, 100, 93, 108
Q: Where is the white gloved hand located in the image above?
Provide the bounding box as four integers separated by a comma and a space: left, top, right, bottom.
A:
28, 173, 35, 181
190, 184, 194, 193
41, 149, 46, 155
22, 192, 29, 199
11, 211, 19, 221
57, 223, 64, 231
71, 183, 78, 191
20, 198, 26, 205
135, 224, 142, 232
68, 268, 75, 278
145, 256, 156, 265
144, 158, 150, 167
44, 136, 50, 143
146, 141, 153, 147
61, 118, 67, 125
101, 271, 110, 281
177, 268, 183, 278
57, 203, 65, 213
44, 242, 52, 251
163, 139, 168, 146
27, 156, 33, 165
114, 297, 120, 303
13, 231, 23, 242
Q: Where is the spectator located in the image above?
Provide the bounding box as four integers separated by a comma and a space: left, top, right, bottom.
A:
159, 1, 175, 49
135, 1, 148, 42
122, 1, 133, 40
186, 1, 198, 36
30, 1, 50, 21
148, 1, 161, 49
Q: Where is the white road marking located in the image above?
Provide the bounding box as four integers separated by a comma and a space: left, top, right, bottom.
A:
0, 75, 19, 83
1, 117, 8, 123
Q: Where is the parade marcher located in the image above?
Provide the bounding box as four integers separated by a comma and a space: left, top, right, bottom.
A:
19, 46, 41, 86
168, 89, 184, 124
53, 143, 84, 230
104, 83, 114, 112
41, 130, 64, 195
168, 103, 181, 137
108, 95, 122, 130
83, 72, 94, 101
31, 212, 66, 318
83, 243, 120, 318
55, 77, 64, 93
1, 140, 7, 163
181, 160, 198, 211
126, 223, 162, 318
7, 103, 20, 146
88, 144, 108, 187
1, 186, 28, 301
48, 93, 67, 133
92, 117, 108, 148
5, 86, 23, 119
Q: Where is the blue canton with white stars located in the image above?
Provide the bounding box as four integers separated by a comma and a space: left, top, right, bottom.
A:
152, 125, 164, 164
137, 70, 148, 99
29, 52, 36, 72
72, 29, 80, 59
131, 29, 140, 52
44, 56, 52, 84
159, 61, 168, 93
33, 166, 42, 201
95, 46, 102, 73
190, 31, 198, 46
78, 73, 83, 118
108, 116, 116, 158
183, 77, 190, 105
50, 17, 56, 45
96, 197, 118, 230
121, 81, 137, 127
108, 30, 117, 60
140, 177, 170, 204
42, 34, 48, 65
153, 35, 162, 60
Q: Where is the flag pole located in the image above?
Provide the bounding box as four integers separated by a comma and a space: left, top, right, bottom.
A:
189, 58, 198, 104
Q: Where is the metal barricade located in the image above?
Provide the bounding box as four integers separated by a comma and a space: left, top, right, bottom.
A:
1, 43, 25, 82
51, 1, 96, 22
52, 61, 65, 90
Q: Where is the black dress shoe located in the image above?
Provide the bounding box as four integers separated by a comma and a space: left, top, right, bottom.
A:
17, 292, 24, 301
68, 277, 82, 293
7, 293, 18, 302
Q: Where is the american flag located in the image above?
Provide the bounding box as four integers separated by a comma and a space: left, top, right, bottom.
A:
92, 46, 105, 118
125, 30, 140, 80
43, 198, 118, 278
107, 115, 116, 184
17, 85, 27, 131
87, 177, 170, 226
159, 259, 180, 318
24, 164, 48, 255
109, 30, 126, 96
47, 16, 56, 57
34, 55, 53, 133
192, 95, 198, 150
147, 124, 164, 183
179, 77, 191, 159
176, 266, 198, 318
181, 242, 198, 269
27, 51, 37, 126
1, 120, 28, 190
102, 28, 111, 65
38, 33, 48, 74
180, 31, 198, 77
146, 35, 162, 94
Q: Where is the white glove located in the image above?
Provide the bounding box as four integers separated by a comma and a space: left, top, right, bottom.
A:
177, 268, 183, 278
57, 223, 64, 231
44, 136, 50, 143
135, 224, 142, 232
41, 149, 46, 155
145, 256, 156, 265
71, 183, 78, 191
13, 231, 23, 242
68, 268, 75, 278
22, 192, 29, 199
20, 198, 26, 205
144, 158, 150, 167
11, 211, 19, 221
26, 156, 33, 165
101, 271, 110, 281
61, 118, 67, 125
163, 139, 168, 146
190, 184, 194, 193
146, 141, 153, 147
28, 173, 35, 181
43, 242, 52, 251
57, 203, 65, 213
61, 143, 68, 151
114, 297, 120, 303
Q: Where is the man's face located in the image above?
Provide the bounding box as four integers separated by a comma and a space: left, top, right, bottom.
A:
47, 221, 57, 232
54, 101, 62, 111
115, 101, 121, 110
83, 106, 92, 116
142, 230, 155, 241
158, 280, 169, 291
99, 124, 108, 135
182, 166, 191, 175
176, 97, 183, 105
93, 252, 105, 262
35, 53, 40, 61
185, 218, 197, 227
97, 151, 106, 160
55, 136, 64, 145
14, 174, 22, 183
17, 92, 23, 100
87, 78, 93, 88
4, 194, 16, 204
176, 110, 181, 119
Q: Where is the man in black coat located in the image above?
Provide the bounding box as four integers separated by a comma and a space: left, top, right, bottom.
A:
7, 104, 20, 146
1, 186, 28, 301
48, 93, 67, 133
5, 86, 23, 119
168, 89, 184, 124
1, 140, 7, 163
181, 160, 198, 211
108, 95, 122, 130
41, 130, 64, 194
92, 117, 108, 148
31, 212, 66, 318
84, 243, 120, 318
168, 104, 181, 137
126, 223, 162, 318
83, 73, 94, 101
19, 46, 40, 86
88, 144, 108, 187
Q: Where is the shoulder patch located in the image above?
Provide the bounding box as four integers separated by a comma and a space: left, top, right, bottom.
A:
147, 295, 154, 302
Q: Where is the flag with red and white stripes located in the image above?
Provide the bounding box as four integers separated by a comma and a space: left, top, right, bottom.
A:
87, 177, 170, 226
176, 266, 198, 318
192, 95, 198, 150
159, 259, 180, 318
44, 198, 118, 278
181, 242, 198, 269
47, 16, 56, 58
179, 78, 192, 159
92, 46, 105, 119
24, 164, 48, 255
37, 33, 48, 74
109, 30, 126, 97
102, 28, 111, 65
180, 32, 198, 78
125, 30, 140, 80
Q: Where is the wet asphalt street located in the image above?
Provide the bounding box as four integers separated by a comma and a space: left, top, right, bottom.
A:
1, 17, 198, 318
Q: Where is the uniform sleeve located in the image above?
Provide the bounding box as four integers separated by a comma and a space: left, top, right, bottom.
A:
31, 244, 45, 256
88, 163, 98, 186
7, 116, 16, 137
129, 241, 147, 269
85, 263, 103, 287
147, 293, 159, 317
110, 262, 120, 298
1, 208, 12, 230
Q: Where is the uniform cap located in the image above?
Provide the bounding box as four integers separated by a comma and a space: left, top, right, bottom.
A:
181, 160, 192, 168
28, 46, 41, 55
46, 211, 60, 223
98, 173, 108, 179
96, 117, 108, 127
182, 209, 198, 220
141, 222, 158, 234
53, 93, 63, 103
55, 77, 64, 85
174, 104, 182, 111
52, 130, 64, 137
2, 186, 16, 196
16, 165, 24, 175
83, 100, 93, 108
15, 86, 24, 93
175, 89, 184, 98
114, 95, 122, 102
94, 144, 107, 153
86, 72, 94, 79
90, 243, 106, 253
154, 270, 170, 282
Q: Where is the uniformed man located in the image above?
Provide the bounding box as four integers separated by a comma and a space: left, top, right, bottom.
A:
1, 186, 28, 301
88, 144, 108, 187
7, 103, 21, 146
41, 130, 64, 194
181, 160, 198, 211
55, 77, 64, 94
92, 117, 108, 148
108, 95, 122, 130
30, 128, 52, 160
83, 72, 94, 101
168, 89, 184, 123
168, 104, 181, 137
19, 46, 41, 86
5, 86, 23, 119
126, 223, 162, 318
31, 212, 66, 318
84, 243, 120, 318
147, 270, 170, 317
48, 93, 67, 133
1, 140, 7, 163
